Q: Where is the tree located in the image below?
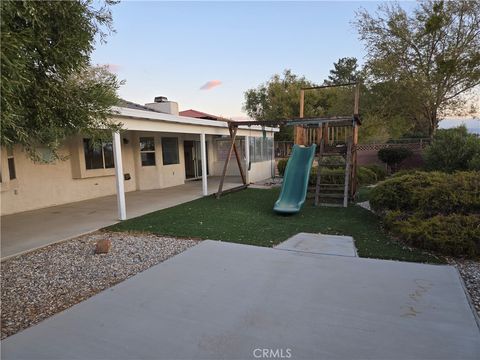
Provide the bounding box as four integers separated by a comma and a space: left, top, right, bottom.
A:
243, 68, 365, 141
325, 57, 360, 85
424, 125, 480, 172
355, 1, 480, 137
1, 0, 122, 160
243, 70, 317, 141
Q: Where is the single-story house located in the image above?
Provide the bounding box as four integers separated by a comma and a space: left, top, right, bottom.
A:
0, 97, 277, 217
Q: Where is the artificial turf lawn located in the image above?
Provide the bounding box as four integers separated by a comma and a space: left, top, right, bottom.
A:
108, 188, 442, 263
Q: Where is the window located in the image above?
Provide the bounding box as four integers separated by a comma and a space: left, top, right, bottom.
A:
162, 137, 179, 165
249, 137, 273, 163
7, 148, 16, 180
216, 139, 244, 161
140, 137, 156, 166
83, 139, 114, 170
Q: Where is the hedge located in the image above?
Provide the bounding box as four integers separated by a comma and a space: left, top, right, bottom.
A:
370, 171, 480, 257
384, 212, 480, 258
370, 171, 480, 216
363, 164, 387, 181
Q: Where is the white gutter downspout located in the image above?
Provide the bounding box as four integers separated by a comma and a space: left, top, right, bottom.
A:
112, 131, 127, 220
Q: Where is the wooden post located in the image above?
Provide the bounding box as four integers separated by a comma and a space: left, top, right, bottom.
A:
216, 125, 238, 198
350, 122, 359, 198
343, 140, 352, 208
314, 139, 325, 206
354, 83, 360, 116
295, 89, 305, 145
315, 126, 322, 145
229, 125, 247, 185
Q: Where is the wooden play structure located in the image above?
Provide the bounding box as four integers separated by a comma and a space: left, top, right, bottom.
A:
216, 83, 361, 208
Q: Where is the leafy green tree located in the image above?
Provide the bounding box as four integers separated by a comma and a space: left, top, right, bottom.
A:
243, 70, 318, 141
424, 126, 480, 172
325, 57, 360, 85
1, 0, 122, 160
243, 68, 361, 141
355, 1, 480, 137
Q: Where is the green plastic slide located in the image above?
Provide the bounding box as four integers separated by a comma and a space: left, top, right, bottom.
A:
274, 144, 317, 214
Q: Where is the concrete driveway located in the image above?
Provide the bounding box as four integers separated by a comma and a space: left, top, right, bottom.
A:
2, 240, 479, 359
1, 177, 242, 259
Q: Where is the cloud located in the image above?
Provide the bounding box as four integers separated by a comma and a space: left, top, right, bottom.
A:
103, 63, 121, 73
200, 80, 222, 90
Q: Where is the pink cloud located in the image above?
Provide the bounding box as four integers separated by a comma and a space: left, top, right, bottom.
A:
200, 80, 222, 90
104, 63, 121, 73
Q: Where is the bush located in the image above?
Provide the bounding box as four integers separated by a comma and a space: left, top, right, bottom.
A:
370, 171, 480, 216
308, 166, 379, 187
357, 166, 377, 186
277, 159, 288, 176
309, 167, 344, 186
424, 126, 480, 172
385, 212, 480, 258
363, 164, 387, 181
468, 153, 480, 171
378, 147, 413, 172
370, 171, 480, 257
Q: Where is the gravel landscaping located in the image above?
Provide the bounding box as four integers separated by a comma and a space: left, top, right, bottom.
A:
1, 231, 198, 339
448, 258, 480, 316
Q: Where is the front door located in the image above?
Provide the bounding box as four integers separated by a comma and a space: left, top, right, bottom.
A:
184, 140, 208, 179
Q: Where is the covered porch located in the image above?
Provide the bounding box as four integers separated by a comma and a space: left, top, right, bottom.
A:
0, 177, 242, 259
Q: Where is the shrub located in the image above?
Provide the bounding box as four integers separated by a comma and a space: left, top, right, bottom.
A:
357, 166, 377, 185
378, 147, 413, 172
371, 171, 480, 257
277, 158, 288, 176
309, 167, 344, 186
320, 155, 345, 166
468, 153, 480, 171
384, 212, 480, 258
308, 166, 378, 186
424, 126, 480, 173
370, 171, 480, 216
363, 164, 387, 181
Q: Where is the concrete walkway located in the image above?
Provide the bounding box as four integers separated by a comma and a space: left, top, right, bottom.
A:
1, 177, 242, 259
275, 232, 358, 257
2, 240, 479, 359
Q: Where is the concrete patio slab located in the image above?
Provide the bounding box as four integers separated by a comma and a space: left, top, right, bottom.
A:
1, 177, 242, 259
275, 232, 357, 257
2, 241, 479, 359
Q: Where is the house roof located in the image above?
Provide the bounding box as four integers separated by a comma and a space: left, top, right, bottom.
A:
179, 109, 229, 122
113, 106, 279, 133
117, 99, 160, 113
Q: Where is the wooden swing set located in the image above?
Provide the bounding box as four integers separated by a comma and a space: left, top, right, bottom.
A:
216, 82, 361, 207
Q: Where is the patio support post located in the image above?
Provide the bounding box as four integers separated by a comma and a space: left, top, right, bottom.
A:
200, 132, 208, 196
245, 135, 250, 184
112, 131, 126, 220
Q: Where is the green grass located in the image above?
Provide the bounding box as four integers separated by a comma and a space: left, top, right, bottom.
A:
108, 188, 443, 263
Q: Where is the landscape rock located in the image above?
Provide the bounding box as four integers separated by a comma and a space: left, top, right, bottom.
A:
95, 239, 111, 254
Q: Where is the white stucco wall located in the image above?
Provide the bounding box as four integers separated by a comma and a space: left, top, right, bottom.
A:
1, 135, 137, 216
0, 112, 278, 215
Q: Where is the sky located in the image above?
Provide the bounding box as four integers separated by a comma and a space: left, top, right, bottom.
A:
91, 1, 392, 119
